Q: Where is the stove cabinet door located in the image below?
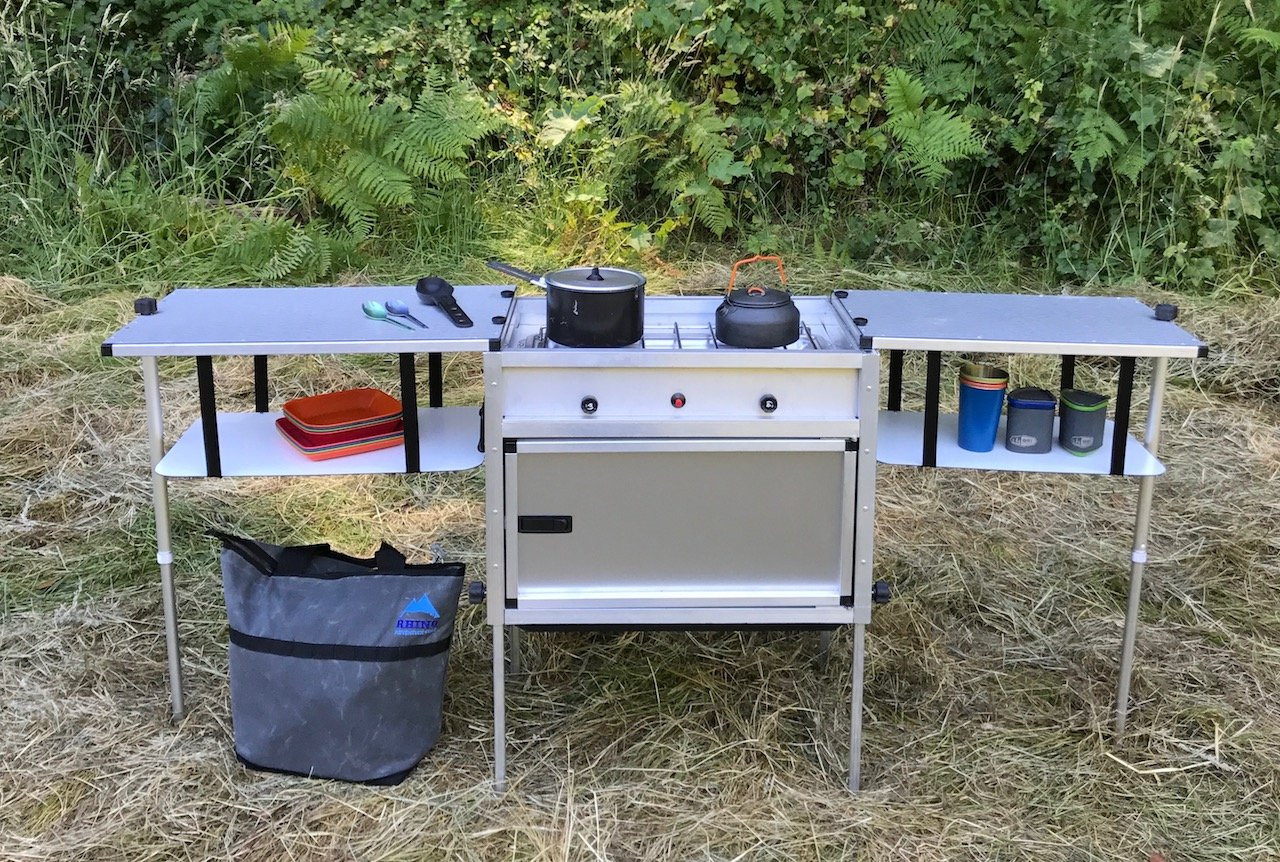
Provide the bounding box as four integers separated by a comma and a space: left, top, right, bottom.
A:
504, 438, 856, 609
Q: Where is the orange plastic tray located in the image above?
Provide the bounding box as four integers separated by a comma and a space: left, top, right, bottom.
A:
282, 388, 402, 434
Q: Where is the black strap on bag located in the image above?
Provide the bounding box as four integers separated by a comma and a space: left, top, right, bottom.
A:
208, 530, 441, 579
275, 543, 333, 575
207, 529, 278, 575
228, 629, 452, 662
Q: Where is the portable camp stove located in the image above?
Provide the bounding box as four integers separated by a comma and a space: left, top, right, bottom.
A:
482, 294, 882, 791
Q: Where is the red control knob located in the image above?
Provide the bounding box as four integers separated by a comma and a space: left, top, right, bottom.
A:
671, 393, 686, 408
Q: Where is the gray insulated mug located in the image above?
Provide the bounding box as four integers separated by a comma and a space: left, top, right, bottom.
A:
1059, 389, 1109, 455
1005, 387, 1055, 453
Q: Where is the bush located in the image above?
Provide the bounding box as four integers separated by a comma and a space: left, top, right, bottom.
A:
3, 1, 1278, 289
316, 0, 1280, 286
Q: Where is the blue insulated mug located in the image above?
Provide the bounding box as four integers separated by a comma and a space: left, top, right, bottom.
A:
957, 364, 1008, 452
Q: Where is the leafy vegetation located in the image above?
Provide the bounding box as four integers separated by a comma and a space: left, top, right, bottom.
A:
2, 0, 1278, 291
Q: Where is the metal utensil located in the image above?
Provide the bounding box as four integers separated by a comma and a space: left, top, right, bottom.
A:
384, 299, 427, 328
415, 276, 474, 328
362, 300, 412, 330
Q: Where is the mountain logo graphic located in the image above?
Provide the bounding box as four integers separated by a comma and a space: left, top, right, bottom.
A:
395, 593, 441, 635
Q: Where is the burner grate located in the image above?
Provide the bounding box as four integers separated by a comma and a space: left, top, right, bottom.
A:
535, 321, 829, 350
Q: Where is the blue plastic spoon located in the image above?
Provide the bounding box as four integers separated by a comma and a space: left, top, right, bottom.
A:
384, 299, 427, 328
362, 300, 412, 330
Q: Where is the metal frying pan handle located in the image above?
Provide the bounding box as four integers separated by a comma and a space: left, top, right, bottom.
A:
485, 260, 545, 285
727, 255, 788, 294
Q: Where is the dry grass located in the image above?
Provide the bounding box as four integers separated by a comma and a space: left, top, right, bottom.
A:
1, 271, 1278, 861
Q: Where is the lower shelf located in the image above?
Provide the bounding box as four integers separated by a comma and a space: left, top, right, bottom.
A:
876, 411, 1164, 476
157, 407, 484, 477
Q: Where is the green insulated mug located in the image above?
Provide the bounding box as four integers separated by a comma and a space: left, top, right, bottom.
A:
1058, 389, 1108, 455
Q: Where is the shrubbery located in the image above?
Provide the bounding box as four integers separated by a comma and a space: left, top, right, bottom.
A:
3, 0, 1278, 289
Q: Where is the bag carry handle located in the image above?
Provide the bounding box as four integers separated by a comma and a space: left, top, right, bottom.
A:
374, 541, 407, 572
210, 530, 428, 577
275, 543, 332, 575
207, 529, 278, 575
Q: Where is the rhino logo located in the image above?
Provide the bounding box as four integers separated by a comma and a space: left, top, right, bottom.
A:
395, 593, 440, 635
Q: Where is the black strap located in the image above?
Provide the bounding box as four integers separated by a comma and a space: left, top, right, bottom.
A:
196, 355, 222, 477
1060, 354, 1076, 392
374, 541, 407, 571
275, 543, 332, 575
253, 355, 269, 412
922, 351, 942, 467
207, 529, 277, 576
1110, 356, 1136, 476
229, 628, 452, 662
428, 352, 443, 408
210, 530, 461, 579
399, 353, 420, 473
887, 349, 904, 411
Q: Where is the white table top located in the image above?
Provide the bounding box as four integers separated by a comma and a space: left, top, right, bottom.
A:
102, 284, 515, 356
835, 290, 1206, 357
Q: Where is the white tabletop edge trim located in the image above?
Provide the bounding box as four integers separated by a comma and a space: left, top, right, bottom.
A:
865, 335, 1202, 358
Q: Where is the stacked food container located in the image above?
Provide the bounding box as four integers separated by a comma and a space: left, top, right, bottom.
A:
275, 388, 404, 461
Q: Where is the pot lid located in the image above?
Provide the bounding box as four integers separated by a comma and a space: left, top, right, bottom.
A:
1007, 387, 1055, 408
1061, 388, 1108, 411
724, 285, 793, 308
544, 265, 646, 293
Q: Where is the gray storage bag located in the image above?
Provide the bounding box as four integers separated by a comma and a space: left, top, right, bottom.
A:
211, 532, 464, 785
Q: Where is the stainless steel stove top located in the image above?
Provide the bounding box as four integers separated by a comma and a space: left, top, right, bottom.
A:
501, 295, 862, 352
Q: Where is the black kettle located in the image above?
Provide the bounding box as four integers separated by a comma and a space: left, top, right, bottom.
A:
714, 255, 800, 348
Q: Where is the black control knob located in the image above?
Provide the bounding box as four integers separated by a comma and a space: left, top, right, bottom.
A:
581, 396, 598, 414
760, 394, 778, 413
468, 581, 487, 605
872, 580, 892, 605
671, 392, 686, 408
134, 296, 158, 315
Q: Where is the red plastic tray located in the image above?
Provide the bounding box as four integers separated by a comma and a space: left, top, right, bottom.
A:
275, 417, 404, 461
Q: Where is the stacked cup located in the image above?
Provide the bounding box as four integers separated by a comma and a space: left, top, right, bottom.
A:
957, 362, 1009, 452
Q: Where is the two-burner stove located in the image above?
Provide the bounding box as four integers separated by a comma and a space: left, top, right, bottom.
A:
482, 292, 881, 791
501, 294, 861, 351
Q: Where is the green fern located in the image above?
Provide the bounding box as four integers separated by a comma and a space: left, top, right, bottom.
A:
1066, 105, 1128, 173
882, 67, 985, 184
199, 29, 497, 237
890, 1, 976, 100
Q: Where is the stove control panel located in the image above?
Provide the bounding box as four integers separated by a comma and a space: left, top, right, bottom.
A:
498, 361, 863, 436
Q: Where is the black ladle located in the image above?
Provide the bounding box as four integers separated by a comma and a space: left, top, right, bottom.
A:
415, 276, 473, 328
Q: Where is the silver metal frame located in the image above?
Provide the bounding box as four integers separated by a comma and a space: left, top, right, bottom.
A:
105, 287, 1201, 794
142, 357, 184, 720
1114, 357, 1169, 734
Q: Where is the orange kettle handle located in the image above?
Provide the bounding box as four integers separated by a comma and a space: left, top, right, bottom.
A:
727, 255, 787, 294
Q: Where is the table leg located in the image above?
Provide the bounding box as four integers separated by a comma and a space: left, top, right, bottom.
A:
143, 357, 184, 721
493, 624, 507, 792
1114, 357, 1168, 736
848, 622, 866, 792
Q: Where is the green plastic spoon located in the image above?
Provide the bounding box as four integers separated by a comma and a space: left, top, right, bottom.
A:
362, 300, 412, 330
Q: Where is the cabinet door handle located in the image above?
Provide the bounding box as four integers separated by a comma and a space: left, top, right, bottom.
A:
517, 515, 574, 534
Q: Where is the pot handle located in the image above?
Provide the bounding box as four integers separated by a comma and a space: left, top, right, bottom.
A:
727, 255, 788, 294
486, 260, 546, 287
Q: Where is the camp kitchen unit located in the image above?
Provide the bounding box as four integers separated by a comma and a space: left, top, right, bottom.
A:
101, 282, 1206, 792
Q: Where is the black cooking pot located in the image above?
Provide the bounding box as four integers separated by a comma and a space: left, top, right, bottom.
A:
714, 255, 800, 348
486, 260, 645, 347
